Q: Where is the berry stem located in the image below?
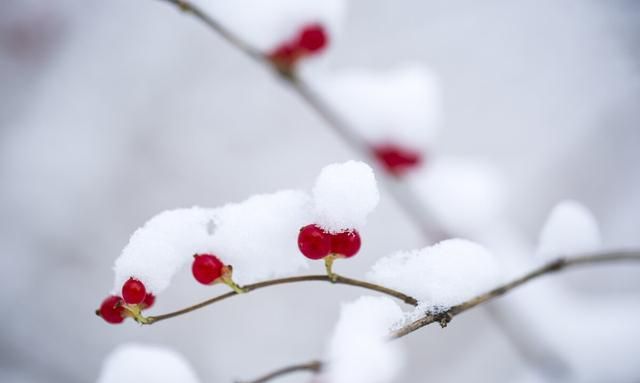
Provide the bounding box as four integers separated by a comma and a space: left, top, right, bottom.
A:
122, 304, 152, 325
324, 254, 338, 282
221, 274, 248, 294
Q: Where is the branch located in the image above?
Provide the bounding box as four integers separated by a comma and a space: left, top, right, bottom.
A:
144, 274, 417, 324
237, 361, 322, 383
244, 250, 640, 383
157, 0, 262, 62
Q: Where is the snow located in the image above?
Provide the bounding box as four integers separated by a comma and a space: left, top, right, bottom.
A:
96, 343, 200, 383
113, 207, 219, 294
310, 64, 442, 151
312, 161, 379, 232
195, 0, 346, 53
323, 296, 405, 383
536, 200, 601, 258
208, 189, 312, 285
367, 239, 504, 311
113, 190, 311, 293
408, 157, 508, 235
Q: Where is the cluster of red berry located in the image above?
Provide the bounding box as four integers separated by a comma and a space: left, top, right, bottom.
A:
298, 224, 361, 275
98, 278, 155, 324
268, 23, 328, 71
98, 254, 242, 324
373, 143, 423, 177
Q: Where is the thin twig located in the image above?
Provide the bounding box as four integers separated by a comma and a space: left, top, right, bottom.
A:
244, 250, 640, 383
237, 360, 322, 383
145, 274, 417, 324
391, 250, 640, 338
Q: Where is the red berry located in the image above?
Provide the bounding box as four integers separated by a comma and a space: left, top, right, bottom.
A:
99, 295, 125, 324
192, 254, 224, 285
298, 224, 331, 260
122, 277, 147, 305
142, 293, 155, 309
330, 230, 361, 258
373, 144, 423, 176
298, 24, 328, 53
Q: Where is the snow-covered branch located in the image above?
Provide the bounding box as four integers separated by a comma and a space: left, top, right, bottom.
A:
243, 249, 640, 383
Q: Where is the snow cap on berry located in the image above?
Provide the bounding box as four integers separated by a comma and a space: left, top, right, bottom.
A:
537, 200, 601, 258
97, 343, 200, 383
195, 0, 345, 53
312, 161, 379, 233
310, 64, 442, 152
408, 157, 508, 235
367, 239, 504, 312
323, 296, 405, 383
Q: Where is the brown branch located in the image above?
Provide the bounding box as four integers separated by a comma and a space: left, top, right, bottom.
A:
391, 249, 640, 338
145, 274, 417, 324
243, 250, 640, 383
237, 360, 322, 383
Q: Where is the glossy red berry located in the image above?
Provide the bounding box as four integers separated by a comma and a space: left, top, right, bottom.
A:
298, 24, 328, 53
192, 254, 224, 285
122, 277, 147, 305
99, 295, 125, 324
330, 230, 361, 258
142, 293, 155, 309
298, 224, 331, 260
373, 144, 423, 176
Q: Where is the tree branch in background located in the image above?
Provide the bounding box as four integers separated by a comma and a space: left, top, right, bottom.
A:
242, 250, 640, 383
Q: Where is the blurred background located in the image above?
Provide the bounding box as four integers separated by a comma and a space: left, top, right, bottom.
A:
1, 0, 639, 382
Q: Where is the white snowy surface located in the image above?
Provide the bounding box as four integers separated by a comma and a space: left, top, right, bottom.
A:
536, 200, 602, 258
324, 296, 405, 383
113, 190, 311, 293
1, 0, 639, 383
194, 0, 346, 52
310, 64, 442, 151
368, 239, 504, 311
208, 189, 312, 284
113, 207, 219, 294
96, 343, 200, 383
312, 161, 379, 232
408, 157, 508, 235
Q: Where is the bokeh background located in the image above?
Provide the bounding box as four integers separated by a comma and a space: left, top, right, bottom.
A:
1, 0, 639, 382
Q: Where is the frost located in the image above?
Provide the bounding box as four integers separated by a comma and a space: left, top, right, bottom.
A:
367, 239, 503, 310
536, 200, 601, 258
310, 64, 442, 151
312, 161, 379, 232
96, 343, 200, 383
323, 296, 405, 383
113, 190, 311, 293
195, 0, 346, 52
408, 157, 508, 235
